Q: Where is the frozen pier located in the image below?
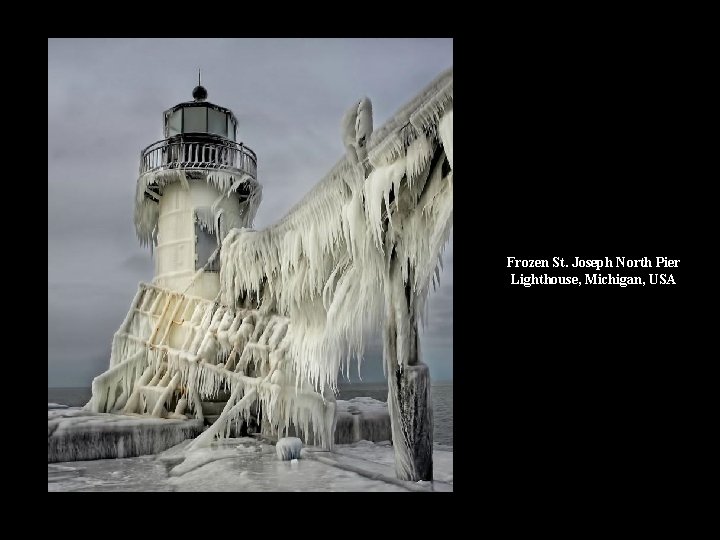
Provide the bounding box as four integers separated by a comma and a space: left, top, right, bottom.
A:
48, 405, 203, 463
49, 437, 453, 492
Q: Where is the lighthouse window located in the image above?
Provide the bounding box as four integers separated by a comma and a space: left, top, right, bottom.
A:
208, 109, 227, 137
227, 117, 236, 141
184, 106, 207, 133
195, 223, 219, 272
167, 109, 182, 137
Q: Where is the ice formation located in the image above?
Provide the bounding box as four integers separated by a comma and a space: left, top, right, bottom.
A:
87, 282, 338, 450
134, 169, 262, 248
276, 437, 303, 460
219, 68, 453, 396
87, 67, 453, 467
48, 407, 203, 463
342, 97, 373, 165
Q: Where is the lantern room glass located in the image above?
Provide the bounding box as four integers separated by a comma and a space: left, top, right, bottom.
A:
184, 106, 207, 133
208, 108, 227, 137
167, 109, 182, 137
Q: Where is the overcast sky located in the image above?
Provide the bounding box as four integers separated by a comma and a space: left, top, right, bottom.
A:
48, 38, 453, 386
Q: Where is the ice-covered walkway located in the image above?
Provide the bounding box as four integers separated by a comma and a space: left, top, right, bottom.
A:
48, 436, 452, 492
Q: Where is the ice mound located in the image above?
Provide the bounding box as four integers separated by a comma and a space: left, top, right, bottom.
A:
48, 408, 203, 463
276, 437, 302, 461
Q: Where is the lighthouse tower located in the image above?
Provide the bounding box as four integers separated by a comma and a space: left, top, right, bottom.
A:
134, 78, 261, 300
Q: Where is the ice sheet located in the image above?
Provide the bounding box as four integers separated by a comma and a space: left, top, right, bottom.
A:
49, 438, 452, 492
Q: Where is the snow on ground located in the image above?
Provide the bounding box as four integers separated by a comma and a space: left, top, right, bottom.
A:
48, 436, 452, 492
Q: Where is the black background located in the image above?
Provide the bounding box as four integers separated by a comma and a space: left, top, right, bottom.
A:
455, 18, 699, 514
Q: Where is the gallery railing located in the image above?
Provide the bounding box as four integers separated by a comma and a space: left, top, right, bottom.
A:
140, 135, 257, 179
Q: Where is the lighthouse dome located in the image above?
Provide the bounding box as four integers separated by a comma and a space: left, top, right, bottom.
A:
192, 85, 208, 101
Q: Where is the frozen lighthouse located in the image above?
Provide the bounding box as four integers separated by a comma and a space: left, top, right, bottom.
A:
83, 68, 452, 483
135, 77, 261, 300
87, 76, 338, 452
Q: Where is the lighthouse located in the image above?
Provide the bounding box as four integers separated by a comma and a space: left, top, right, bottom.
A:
134, 77, 261, 300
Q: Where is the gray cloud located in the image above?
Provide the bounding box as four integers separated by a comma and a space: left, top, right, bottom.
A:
48, 38, 453, 386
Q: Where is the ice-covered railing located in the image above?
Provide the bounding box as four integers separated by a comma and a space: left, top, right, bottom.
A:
219, 68, 453, 397
139, 135, 257, 178
88, 282, 337, 449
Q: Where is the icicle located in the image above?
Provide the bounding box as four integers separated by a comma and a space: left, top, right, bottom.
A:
438, 108, 453, 171
409, 77, 453, 133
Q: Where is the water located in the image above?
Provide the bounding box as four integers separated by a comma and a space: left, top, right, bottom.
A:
337, 381, 453, 446
48, 387, 92, 407
49, 381, 453, 446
